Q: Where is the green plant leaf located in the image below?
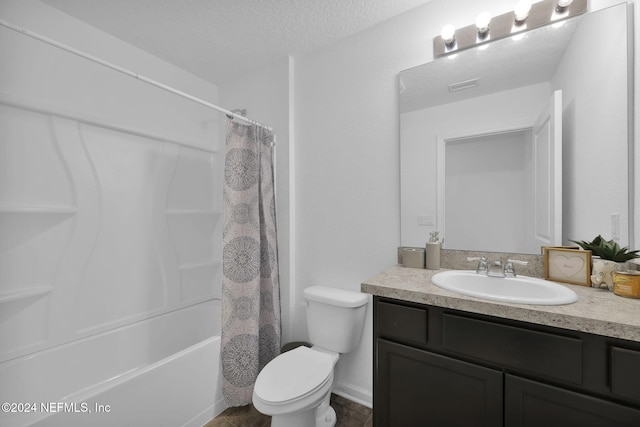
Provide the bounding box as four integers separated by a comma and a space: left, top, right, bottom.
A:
569, 235, 639, 262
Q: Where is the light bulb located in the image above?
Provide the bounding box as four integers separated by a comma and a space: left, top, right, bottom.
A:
441, 24, 456, 47
556, 0, 573, 13
514, 0, 532, 23
476, 11, 491, 36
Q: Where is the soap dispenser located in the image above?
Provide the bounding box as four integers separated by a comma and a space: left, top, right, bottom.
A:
426, 231, 441, 270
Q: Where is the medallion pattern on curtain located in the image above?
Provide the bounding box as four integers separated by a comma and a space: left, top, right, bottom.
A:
221, 120, 281, 407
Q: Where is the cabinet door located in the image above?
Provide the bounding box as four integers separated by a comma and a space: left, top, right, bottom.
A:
376, 339, 503, 427
611, 346, 640, 404
505, 375, 640, 427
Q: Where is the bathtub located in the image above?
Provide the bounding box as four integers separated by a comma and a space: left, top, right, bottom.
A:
0, 299, 224, 427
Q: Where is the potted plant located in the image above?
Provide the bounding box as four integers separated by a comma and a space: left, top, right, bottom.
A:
570, 235, 640, 290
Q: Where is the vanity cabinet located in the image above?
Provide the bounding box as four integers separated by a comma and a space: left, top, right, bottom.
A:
377, 339, 503, 426
505, 375, 640, 426
373, 296, 640, 427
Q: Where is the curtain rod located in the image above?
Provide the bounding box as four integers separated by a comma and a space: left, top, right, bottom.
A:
0, 18, 273, 132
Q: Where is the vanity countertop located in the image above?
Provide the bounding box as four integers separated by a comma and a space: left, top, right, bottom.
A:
362, 266, 640, 343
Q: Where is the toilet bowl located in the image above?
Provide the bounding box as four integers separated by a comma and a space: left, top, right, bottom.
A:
252, 286, 368, 427
253, 346, 338, 427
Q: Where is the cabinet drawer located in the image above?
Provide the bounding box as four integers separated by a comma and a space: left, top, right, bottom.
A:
376, 301, 428, 344
443, 313, 583, 384
611, 346, 640, 403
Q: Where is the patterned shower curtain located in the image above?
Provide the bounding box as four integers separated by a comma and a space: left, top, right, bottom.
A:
221, 119, 281, 407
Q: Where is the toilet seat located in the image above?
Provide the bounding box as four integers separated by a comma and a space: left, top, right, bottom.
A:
254, 346, 333, 405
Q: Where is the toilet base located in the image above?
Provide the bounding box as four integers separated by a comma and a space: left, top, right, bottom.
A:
260, 391, 336, 427
314, 392, 336, 427
270, 408, 316, 427
269, 405, 336, 427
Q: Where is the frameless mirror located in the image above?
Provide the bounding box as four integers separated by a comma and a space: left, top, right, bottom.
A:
400, 3, 632, 254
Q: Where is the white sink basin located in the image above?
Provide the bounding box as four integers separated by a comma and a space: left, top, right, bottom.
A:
431, 270, 578, 305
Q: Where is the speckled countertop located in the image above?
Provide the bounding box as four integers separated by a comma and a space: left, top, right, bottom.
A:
361, 266, 640, 343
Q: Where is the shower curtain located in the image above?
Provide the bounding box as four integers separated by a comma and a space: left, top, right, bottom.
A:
221, 120, 281, 407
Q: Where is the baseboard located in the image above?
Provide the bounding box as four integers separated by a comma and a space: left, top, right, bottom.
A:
183, 397, 226, 427
332, 381, 373, 409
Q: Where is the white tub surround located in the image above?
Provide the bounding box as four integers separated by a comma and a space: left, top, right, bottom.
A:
0, 301, 223, 427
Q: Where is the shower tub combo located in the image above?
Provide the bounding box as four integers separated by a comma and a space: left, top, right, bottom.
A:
0, 300, 222, 427
0, 91, 225, 427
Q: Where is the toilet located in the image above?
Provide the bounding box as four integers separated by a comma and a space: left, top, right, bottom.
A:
252, 286, 368, 427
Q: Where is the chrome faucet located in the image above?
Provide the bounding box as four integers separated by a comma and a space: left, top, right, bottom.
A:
467, 257, 488, 274
487, 260, 505, 277
467, 257, 528, 277
504, 259, 529, 277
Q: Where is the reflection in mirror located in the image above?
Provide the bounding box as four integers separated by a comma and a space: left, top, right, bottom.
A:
400, 3, 631, 254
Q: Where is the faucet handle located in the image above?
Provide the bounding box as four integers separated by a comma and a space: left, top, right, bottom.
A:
467, 256, 488, 274
505, 259, 529, 277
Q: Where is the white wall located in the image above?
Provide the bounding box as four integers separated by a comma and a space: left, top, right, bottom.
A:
292, 0, 522, 406
0, 0, 220, 150
552, 3, 629, 246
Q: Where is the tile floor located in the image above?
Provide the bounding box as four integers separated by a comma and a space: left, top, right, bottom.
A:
204, 393, 372, 427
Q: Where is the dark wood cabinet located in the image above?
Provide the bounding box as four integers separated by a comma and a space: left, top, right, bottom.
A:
377, 339, 503, 426
373, 296, 640, 427
505, 375, 640, 427
611, 346, 640, 403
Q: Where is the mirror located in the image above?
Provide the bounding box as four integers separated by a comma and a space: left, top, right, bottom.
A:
400, 3, 632, 254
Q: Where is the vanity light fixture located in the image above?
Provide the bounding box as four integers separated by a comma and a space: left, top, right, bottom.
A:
433, 0, 587, 57
514, 0, 532, 23
476, 12, 491, 39
556, 0, 574, 12
441, 24, 456, 48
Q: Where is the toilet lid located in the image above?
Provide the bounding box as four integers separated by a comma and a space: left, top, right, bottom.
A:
254, 346, 333, 404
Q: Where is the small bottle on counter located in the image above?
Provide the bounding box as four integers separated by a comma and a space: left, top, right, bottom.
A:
426, 231, 441, 270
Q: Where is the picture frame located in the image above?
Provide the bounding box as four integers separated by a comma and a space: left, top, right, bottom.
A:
543, 247, 592, 287
540, 245, 579, 254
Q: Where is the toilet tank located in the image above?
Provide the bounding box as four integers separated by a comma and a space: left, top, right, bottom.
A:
303, 286, 368, 353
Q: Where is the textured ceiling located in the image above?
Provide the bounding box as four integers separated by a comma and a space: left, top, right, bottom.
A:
42, 0, 433, 85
